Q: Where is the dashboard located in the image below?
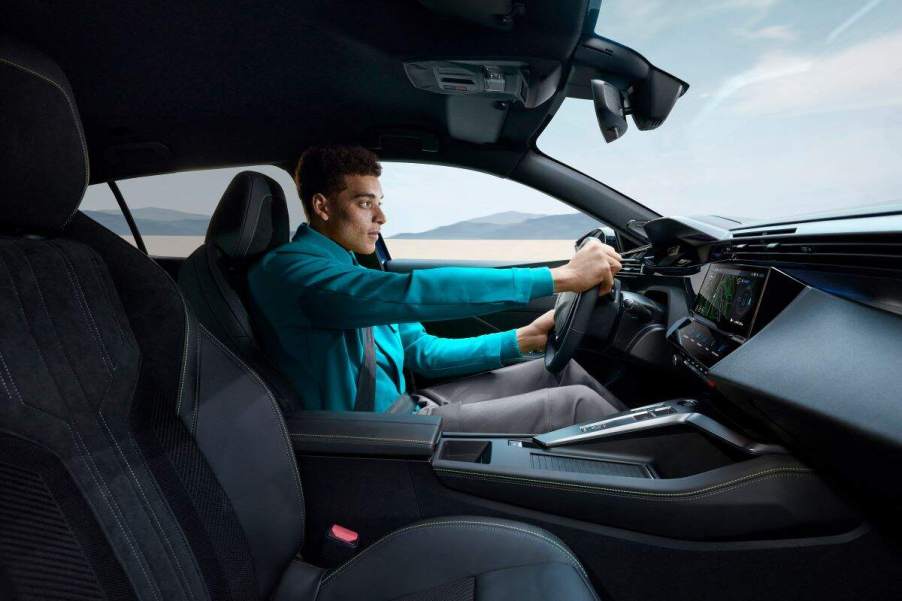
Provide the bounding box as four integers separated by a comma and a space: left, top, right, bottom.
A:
669, 264, 804, 375
616, 212, 902, 505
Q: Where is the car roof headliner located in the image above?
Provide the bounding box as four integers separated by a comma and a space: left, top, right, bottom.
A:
6, 0, 590, 183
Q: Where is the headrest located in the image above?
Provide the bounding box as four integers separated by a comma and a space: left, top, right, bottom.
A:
206, 171, 290, 259
0, 36, 89, 233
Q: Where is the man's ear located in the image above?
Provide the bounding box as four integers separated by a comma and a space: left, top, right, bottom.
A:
311, 193, 330, 222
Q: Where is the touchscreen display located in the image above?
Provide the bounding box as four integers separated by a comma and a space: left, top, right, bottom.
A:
693, 265, 767, 337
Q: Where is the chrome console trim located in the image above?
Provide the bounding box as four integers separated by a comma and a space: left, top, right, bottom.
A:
533, 399, 787, 456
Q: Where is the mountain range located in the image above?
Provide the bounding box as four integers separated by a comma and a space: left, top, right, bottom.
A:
392, 211, 600, 239
83, 208, 210, 235
83, 208, 602, 239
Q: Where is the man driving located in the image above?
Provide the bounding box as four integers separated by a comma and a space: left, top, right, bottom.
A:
248, 145, 626, 433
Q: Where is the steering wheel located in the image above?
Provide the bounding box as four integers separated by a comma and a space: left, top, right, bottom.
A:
544, 234, 623, 373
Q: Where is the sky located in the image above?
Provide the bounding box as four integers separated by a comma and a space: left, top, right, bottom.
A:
82, 0, 902, 233
540, 0, 902, 220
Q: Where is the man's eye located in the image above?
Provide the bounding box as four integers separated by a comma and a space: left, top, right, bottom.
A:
360, 200, 373, 208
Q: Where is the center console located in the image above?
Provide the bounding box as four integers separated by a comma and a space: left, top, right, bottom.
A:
287, 400, 855, 542
430, 398, 854, 541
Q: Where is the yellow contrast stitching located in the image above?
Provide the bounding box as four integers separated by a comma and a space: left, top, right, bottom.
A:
290, 433, 433, 446
434, 466, 811, 500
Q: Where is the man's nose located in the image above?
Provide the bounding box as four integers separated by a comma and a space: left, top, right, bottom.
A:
374, 205, 387, 224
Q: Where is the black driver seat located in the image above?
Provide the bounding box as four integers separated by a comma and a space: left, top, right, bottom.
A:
178, 171, 302, 412
0, 37, 600, 601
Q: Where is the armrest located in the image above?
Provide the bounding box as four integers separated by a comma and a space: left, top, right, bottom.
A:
285, 411, 442, 458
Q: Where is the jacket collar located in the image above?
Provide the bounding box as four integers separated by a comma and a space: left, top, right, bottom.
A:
291, 223, 357, 264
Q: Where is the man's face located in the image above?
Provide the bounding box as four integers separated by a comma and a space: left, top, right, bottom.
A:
313, 174, 386, 254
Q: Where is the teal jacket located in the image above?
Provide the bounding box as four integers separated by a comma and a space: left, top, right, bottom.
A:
247, 224, 554, 412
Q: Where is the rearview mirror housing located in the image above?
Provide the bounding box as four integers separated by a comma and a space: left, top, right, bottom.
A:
568, 37, 689, 140
631, 67, 685, 130
591, 80, 628, 143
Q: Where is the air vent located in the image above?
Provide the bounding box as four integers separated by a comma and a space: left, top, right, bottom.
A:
714, 233, 902, 271
618, 255, 645, 276
733, 227, 797, 238
617, 245, 650, 277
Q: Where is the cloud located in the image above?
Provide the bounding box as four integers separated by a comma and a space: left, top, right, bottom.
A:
826, 0, 886, 44
732, 29, 902, 116
737, 25, 798, 42
596, 0, 782, 43
721, 0, 780, 9
691, 53, 812, 125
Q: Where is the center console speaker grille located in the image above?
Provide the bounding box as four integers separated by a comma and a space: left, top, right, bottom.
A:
530, 454, 652, 478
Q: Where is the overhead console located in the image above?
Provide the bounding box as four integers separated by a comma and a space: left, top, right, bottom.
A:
404, 58, 561, 143
403, 58, 564, 110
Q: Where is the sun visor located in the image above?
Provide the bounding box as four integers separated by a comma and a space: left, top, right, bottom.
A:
445, 96, 507, 144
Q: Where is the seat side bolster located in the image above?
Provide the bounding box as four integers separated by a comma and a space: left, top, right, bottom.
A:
318, 516, 599, 601
187, 324, 305, 599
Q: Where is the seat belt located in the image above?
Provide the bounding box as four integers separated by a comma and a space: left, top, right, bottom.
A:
353, 327, 376, 411
386, 393, 418, 415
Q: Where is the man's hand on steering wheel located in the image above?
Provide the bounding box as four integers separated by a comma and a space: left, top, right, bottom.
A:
517, 239, 622, 356
550, 238, 622, 295
544, 236, 624, 372
516, 310, 556, 355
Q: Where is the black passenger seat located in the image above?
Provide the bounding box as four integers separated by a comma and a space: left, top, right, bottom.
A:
179, 171, 302, 412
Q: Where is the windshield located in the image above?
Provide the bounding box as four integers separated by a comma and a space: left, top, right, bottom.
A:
539, 0, 902, 222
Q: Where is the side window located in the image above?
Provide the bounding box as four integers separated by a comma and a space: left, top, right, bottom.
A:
82, 165, 301, 257
380, 163, 605, 262
80, 184, 136, 248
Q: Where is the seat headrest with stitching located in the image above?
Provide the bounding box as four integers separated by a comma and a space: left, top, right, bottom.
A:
0, 36, 89, 233
206, 171, 290, 259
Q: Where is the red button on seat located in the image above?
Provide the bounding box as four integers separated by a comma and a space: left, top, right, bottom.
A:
329, 524, 359, 545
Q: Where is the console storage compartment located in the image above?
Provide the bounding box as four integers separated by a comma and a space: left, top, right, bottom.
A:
438, 439, 492, 463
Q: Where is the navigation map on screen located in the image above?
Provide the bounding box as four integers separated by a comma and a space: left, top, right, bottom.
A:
693, 265, 767, 337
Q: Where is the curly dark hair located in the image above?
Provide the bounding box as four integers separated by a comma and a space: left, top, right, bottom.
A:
294, 145, 382, 218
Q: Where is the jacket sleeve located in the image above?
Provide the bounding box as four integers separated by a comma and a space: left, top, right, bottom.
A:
399, 322, 523, 379
259, 249, 554, 329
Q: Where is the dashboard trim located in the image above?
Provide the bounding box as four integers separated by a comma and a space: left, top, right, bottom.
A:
709, 286, 902, 500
